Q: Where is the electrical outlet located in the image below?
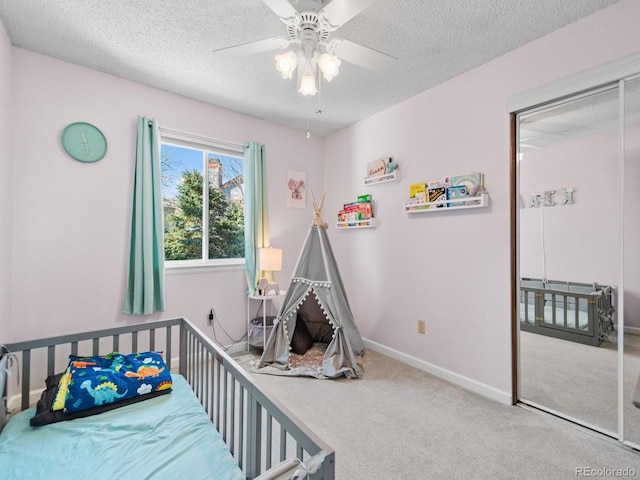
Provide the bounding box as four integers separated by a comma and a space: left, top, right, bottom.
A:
208, 308, 214, 326
418, 320, 426, 335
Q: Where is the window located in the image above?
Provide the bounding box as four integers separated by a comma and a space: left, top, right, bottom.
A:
161, 133, 244, 266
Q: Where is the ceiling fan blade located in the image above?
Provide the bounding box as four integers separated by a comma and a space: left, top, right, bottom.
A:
332, 38, 397, 72
262, 0, 299, 19
320, 0, 377, 27
212, 37, 288, 58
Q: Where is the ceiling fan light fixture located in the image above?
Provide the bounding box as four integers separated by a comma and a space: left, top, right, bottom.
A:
275, 50, 298, 79
298, 70, 317, 96
318, 53, 341, 81
216, 0, 397, 98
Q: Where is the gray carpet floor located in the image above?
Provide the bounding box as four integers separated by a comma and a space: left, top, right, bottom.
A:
521, 331, 640, 444
237, 348, 640, 480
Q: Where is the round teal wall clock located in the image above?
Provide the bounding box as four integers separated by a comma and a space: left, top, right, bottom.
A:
61, 122, 108, 163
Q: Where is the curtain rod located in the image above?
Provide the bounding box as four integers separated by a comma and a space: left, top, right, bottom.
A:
157, 125, 244, 153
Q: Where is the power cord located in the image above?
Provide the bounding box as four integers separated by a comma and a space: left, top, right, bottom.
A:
208, 307, 246, 351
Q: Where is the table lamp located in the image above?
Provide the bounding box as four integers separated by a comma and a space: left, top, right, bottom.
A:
258, 247, 282, 295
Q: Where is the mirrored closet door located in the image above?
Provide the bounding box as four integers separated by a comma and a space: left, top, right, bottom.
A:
517, 86, 621, 435
515, 70, 640, 447
623, 75, 640, 448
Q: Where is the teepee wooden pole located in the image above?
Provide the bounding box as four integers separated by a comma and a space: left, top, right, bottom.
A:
311, 191, 328, 229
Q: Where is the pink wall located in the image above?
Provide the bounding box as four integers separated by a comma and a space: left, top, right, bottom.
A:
323, 0, 640, 394
7, 49, 324, 343
0, 26, 11, 340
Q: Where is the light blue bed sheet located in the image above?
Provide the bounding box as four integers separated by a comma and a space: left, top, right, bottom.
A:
0, 373, 245, 480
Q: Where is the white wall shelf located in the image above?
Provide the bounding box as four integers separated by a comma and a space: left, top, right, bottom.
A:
404, 193, 489, 213
336, 218, 377, 229
364, 171, 397, 186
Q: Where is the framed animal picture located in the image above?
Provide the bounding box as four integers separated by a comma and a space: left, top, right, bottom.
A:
287, 170, 306, 208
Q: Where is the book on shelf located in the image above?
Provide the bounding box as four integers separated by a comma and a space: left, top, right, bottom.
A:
356, 202, 373, 221
409, 182, 428, 210
343, 202, 358, 224
449, 172, 484, 205
414, 191, 428, 210
409, 182, 426, 198
428, 186, 447, 208
447, 185, 468, 207
427, 178, 448, 189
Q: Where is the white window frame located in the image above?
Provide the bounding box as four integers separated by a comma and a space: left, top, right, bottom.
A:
160, 127, 245, 271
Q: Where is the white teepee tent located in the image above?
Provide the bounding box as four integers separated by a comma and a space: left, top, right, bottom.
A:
256, 194, 364, 379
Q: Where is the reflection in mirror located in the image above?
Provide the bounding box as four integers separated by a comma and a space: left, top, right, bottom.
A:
518, 86, 620, 435
623, 75, 640, 449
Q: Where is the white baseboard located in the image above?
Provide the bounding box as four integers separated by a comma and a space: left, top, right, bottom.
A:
624, 326, 640, 336
363, 338, 512, 405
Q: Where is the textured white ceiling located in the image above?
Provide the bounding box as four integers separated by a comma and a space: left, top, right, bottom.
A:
0, 0, 621, 136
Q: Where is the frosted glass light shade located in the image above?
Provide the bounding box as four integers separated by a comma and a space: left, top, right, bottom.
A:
318, 53, 341, 81
298, 70, 317, 95
275, 51, 297, 79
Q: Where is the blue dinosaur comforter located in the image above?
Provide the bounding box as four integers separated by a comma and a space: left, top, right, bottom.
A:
0, 374, 245, 480
61, 351, 173, 414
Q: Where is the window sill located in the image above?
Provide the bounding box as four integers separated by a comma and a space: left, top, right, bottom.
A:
165, 259, 245, 274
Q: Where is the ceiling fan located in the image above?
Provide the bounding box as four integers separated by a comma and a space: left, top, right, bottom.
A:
212, 0, 397, 95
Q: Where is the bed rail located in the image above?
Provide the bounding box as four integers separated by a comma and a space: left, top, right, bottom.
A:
1, 317, 335, 480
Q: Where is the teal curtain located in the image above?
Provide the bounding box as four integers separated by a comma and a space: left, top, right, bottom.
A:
123, 116, 165, 315
244, 142, 269, 295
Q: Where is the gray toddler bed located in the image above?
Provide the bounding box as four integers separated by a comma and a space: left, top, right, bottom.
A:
519, 278, 616, 347
0, 317, 335, 479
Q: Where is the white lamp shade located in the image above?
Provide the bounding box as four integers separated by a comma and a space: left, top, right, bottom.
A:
258, 248, 282, 272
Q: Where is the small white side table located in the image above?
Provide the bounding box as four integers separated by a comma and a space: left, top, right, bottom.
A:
247, 292, 286, 351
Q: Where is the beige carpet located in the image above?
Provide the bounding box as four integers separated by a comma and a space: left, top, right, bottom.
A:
237, 348, 640, 480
